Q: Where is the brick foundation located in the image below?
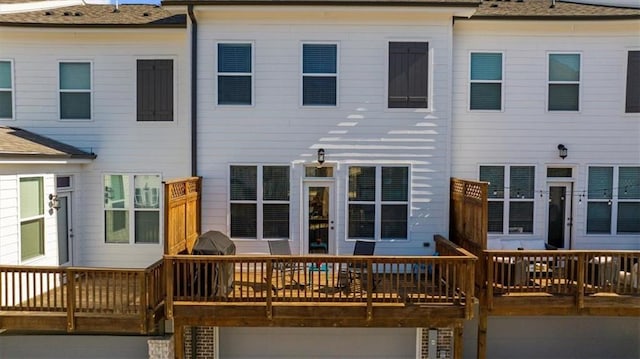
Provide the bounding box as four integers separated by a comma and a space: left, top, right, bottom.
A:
148, 335, 174, 359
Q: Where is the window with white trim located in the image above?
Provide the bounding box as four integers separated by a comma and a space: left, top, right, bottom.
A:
302, 43, 337, 106
230, 165, 290, 239
0, 60, 13, 119
348, 166, 409, 240
548, 53, 580, 111
480, 165, 535, 234
59, 62, 91, 120
20, 177, 45, 261
587, 166, 640, 234
470, 52, 503, 111
217, 43, 252, 105
104, 174, 161, 244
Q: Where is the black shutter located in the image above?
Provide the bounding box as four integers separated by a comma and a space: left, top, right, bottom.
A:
626, 51, 640, 113
137, 59, 173, 121
388, 42, 428, 108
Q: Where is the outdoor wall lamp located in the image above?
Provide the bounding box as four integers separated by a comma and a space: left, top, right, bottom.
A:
317, 148, 325, 165
557, 144, 568, 160
48, 194, 60, 211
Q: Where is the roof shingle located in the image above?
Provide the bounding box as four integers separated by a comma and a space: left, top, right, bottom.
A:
472, 0, 640, 19
0, 126, 97, 160
0, 4, 186, 27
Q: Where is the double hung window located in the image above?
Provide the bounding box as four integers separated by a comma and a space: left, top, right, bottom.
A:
104, 174, 161, 244
470, 52, 503, 111
0, 60, 13, 119
480, 165, 535, 234
20, 177, 45, 261
548, 53, 580, 111
137, 59, 173, 121
59, 62, 91, 120
230, 165, 290, 239
302, 43, 337, 106
348, 166, 409, 240
388, 42, 428, 109
217, 43, 253, 105
587, 166, 640, 234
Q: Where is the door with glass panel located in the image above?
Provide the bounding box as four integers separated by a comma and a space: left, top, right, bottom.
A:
57, 192, 73, 265
304, 183, 335, 254
547, 183, 572, 249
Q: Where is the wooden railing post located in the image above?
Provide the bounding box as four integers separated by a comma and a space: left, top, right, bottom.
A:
266, 259, 273, 320
486, 253, 494, 310
66, 268, 75, 332
576, 253, 585, 311
366, 259, 373, 321
139, 271, 147, 334
164, 257, 174, 319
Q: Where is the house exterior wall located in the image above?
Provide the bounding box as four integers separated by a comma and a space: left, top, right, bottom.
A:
0, 170, 57, 266
0, 28, 191, 267
194, 7, 458, 255
451, 20, 640, 249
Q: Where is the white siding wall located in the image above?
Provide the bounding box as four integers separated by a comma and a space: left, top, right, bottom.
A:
0, 29, 191, 267
0, 171, 57, 266
0, 174, 19, 264
194, 9, 454, 255
452, 20, 640, 249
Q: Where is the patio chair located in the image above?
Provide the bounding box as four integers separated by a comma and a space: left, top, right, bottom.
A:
268, 240, 305, 290
343, 240, 376, 293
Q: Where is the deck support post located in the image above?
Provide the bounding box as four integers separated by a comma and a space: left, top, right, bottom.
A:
174, 321, 184, 359
453, 324, 464, 359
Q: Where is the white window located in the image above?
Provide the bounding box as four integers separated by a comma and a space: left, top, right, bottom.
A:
480, 165, 535, 234
104, 174, 161, 244
587, 166, 640, 234
302, 43, 337, 106
348, 166, 409, 240
229, 165, 290, 239
548, 53, 580, 111
217, 43, 253, 105
20, 177, 45, 261
469, 52, 503, 111
0, 60, 14, 119
59, 61, 92, 120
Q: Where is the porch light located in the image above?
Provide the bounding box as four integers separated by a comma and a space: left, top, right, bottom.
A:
317, 148, 325, 165
48, 194, 60, 210
557, 144, 568, 160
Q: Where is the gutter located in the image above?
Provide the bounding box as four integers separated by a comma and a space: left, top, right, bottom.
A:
188, 4, 198, 177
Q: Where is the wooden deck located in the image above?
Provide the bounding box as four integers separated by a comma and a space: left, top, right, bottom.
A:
485, 250, 640, 316
0, 260, 164, 335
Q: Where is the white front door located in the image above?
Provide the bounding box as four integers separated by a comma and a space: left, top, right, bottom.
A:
57, 192, 73, 265
303, 182, 336, 254
546, 182, 572, 249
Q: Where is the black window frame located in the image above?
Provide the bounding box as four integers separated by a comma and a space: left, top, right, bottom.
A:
625, 51, 640, 113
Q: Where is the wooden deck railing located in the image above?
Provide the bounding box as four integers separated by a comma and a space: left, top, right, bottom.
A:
165, 243, 476, 322
485, 250, 640, 314
0, 261, 165, 334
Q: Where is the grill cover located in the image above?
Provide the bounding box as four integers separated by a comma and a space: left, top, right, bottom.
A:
193, 230, 236, 255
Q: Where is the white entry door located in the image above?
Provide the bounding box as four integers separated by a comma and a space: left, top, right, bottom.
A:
57, 192, 73, 265
546, 183, 572, 249
304, 182, 336, 254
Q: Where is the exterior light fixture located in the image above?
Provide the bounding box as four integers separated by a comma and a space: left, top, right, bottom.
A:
48, 194, 60, 210
557, 144, 568, 160
317, 148, 325, 165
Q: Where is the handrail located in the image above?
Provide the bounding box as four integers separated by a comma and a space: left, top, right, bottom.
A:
164, 253, 477, 322
484, 250, 640, 299
0, 262, 164, 334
